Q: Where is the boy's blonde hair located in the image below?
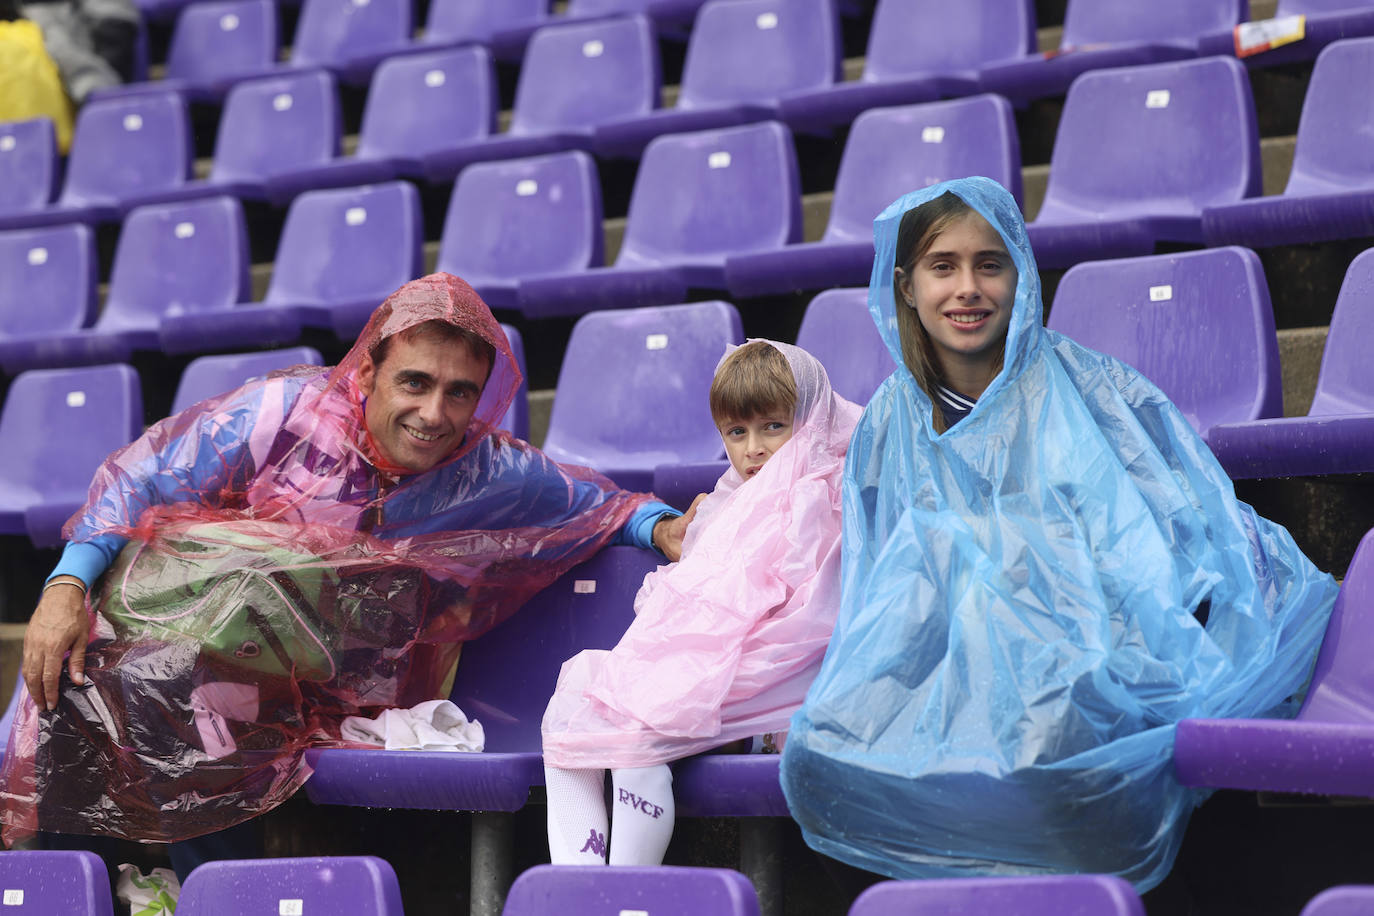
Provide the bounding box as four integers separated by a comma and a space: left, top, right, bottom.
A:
709, 341, 797, 425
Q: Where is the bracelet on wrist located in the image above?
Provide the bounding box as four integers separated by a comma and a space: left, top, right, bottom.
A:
43, 576, 87, 596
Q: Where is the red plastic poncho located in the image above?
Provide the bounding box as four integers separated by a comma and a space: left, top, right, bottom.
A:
0, 273, 651, 844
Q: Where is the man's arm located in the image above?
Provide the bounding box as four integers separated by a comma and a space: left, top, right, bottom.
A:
618, 495, 706, 563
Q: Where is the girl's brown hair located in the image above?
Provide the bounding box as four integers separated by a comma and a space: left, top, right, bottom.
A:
709, 341, 796, 425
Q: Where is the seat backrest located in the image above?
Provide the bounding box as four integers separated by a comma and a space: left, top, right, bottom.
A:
503, 865, 760, 916
450, 546, 661, 751
542, 301, 742, 469
99, 196, 250, 333
618, 121, 801, 267
1301, 885, 1374, 916
863, 0, 1034, 81
508, 15, 659, 136
498, 323, 530, 441
824, 94, 1022, 245
290, 0, 411, 68
265, 181, 423, 307
58, 90, 191, 207
566, 0, 652, 13
1283, 37, 1374, 196
1036, 56, 1259, 222
795, 289, 896, 406
1309, 248, 1374, 416
424, 0, 548, 45
849, 875, 1145, 916
0, 364, 143, 510
677, 0, 840, 110
211, 69, 340, 183
436, 151, 603, 285
171, 347, 325, 415
1295, 528, 1374, 723
1046, 246, 1282, 436
0, 850, 116, 916
177, 857, 403, 915
354, 45, 498, 161
0, 118, 58, 216
1277, 0, 1374, 14
164, 0, 278, 86
1060, 0, 1243, 49
0, 224, 97, 338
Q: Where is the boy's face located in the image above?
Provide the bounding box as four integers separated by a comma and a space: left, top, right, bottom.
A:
718, 413, 794, 480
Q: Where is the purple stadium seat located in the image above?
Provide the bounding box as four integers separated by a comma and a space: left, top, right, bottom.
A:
171, 346, 325, 415
1207, 248, 1374, 478
592, 0, 841, 159
305, 546, 661, 916
1202, 38, 1374, 248
161, 181, 423, 352
435, 152, 603, 311
504, 866, 760, 916
1027, 56, 1261, 269
288, 0, 413, 86
978, 0, 1245, 104
1174, 526, 1374, 795
0, 364, 142, 547
540, 301, 743, 491
0, 119, 58, 217
498, 324, 530, 441
0, 197, 249, 376
848, 875, 1146, 916
1198, 0, 1374, 68
0, 224, 97, 344
518, 122, 801, 318
1046, 247, 1282, 439
0, 91, 192, 232
177, 857, 403, 915
421, 0, 549, 61
0, 850, 115, 916
418, 15, 659, 184
777, 0, 1035, 133
1303, 886, 1374, 916
726, 94, 1022, 297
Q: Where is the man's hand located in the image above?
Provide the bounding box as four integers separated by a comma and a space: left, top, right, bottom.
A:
22, 579, 90, 711
651, 494, 706, 563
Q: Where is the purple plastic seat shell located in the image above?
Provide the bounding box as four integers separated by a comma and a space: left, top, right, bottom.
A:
422, 0, 549, 50
1198, 0, 1374, 68
1303, 886, 1374, 916
0, 850, 116, 916
1046, 246, 1282, 438
498, 324, 530, 441
288, 0, 412, 85
0, 119, 59, 216
504, 865, 761, 916
161, 0, 279, 100
1027, 56, 1261, 269
849, 875, 1146, 916
1174, 527, 1374, 795
0, 224, 97, 341
171, 347, 325, 416
176, 856, 403, 915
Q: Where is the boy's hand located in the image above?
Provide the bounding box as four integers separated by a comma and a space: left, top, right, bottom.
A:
652, 494, 706, 563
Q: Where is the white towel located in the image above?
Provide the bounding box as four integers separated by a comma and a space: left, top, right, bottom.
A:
340, 700, 485, 752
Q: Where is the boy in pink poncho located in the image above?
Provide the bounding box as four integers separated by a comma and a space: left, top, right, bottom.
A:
542, 340, 860, 865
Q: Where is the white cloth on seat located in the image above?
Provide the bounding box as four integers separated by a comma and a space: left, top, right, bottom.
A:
340, 700, 484, 752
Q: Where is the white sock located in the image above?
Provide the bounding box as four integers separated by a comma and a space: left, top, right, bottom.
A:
608, 764, 675, 866
544, 766, 609, 865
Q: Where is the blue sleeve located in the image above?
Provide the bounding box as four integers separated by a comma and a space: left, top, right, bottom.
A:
614, 502, 680, 554
47, 537, 126, 589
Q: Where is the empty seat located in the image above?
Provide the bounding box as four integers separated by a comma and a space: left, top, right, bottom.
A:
305, 546, 661, 916
1207, 247, 1374, 478
979, 0, 1244, 103
0, 224, 97, 346
177, 857, 403, 915
848, 875, 1145, 915
0, 119, 59, 217
0, 91, 192, 232
0, 196, 250, 375
727, 94, 1022, 297
435, 151, 603, 311
0, 363, 143, 547
794, 288, 897, 406
0, 850, 115, 916
540, 301, 742, 491
1302, 886, 1374, 916
498, 324, 529, 441
1202, 37, 1374, 249
160, 181, 423, 352
421, 0, 549, 61
592, 0, 841, 159
777, 0, 1035, 133
518, 121, 801, 318
1174, 526, 1374, 795
288, 0, 413, 85
503, 865, 760, 916
171, 346, 325, 415
419, 15, 659, 184
1197, 0, 1374, 67
1046, 247, 1281, 439
1027, 56, 1261, 269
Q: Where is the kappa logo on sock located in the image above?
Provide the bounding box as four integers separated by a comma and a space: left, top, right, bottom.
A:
617, 788, 665, 819
579, 828, 607, 857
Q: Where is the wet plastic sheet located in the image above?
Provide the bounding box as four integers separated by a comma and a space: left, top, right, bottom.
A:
0, 274, 650, 844
779, 178, 1341, 890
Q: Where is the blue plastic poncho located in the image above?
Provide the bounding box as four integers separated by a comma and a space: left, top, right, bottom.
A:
779, 177, 1340, 890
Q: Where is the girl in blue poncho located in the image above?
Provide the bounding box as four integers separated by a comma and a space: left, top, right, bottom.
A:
779, 177, 1340, 890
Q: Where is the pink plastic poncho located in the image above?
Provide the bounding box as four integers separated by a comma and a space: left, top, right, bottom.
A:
0, 273, 651, 845
542, 341, 860, 768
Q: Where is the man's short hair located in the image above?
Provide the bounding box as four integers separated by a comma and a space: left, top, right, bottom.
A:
368, 319, 498, 382
709, 341, 797, 424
